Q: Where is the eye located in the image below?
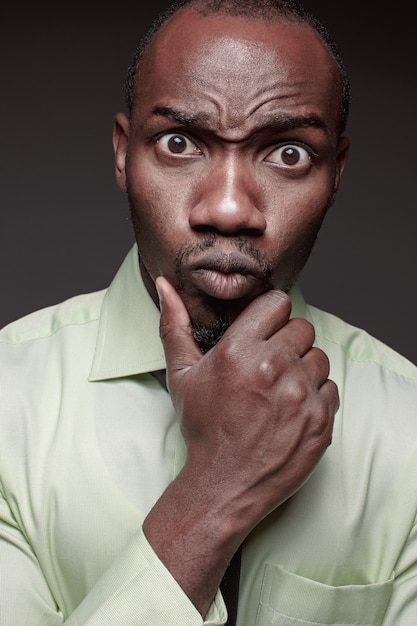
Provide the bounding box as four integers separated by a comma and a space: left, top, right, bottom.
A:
265, 144, 311, 168
156, 133, 202, 156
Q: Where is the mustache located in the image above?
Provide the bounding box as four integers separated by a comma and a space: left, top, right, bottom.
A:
174, 234, 273, 282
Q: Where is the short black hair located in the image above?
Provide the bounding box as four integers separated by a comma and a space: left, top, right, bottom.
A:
124, 0, 351, 135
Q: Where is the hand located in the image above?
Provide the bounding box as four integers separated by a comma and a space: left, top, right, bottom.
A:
157, 276, 337, 529
143, 277, 337, 616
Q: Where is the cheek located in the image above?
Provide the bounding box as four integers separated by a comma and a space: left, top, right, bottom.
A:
126, 178, 188, 279
266, 180, 331, 243
127, 159, 191, 233
131, 201, 172, 267
265, 181, 332, 281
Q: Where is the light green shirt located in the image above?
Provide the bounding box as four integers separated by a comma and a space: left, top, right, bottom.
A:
1, 245, 416, 625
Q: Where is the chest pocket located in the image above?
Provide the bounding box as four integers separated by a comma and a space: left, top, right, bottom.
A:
255, 564, 393, 626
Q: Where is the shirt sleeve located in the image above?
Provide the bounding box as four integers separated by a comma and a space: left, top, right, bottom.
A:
0, 492, 227, 626
382, 512, 417, 625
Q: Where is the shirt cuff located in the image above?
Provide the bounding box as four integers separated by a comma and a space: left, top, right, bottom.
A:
66, 527, 227, 625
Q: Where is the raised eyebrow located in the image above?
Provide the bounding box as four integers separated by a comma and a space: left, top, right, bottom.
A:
268, 113, 326, 131
152, 105, 209, 126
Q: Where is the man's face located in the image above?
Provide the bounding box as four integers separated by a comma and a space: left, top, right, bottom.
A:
113, 9, 349, 334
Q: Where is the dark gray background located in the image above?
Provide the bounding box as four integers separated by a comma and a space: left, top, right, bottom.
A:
2, 2, 416, 363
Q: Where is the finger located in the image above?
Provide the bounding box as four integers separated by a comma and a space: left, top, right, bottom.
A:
320, 378, 340, 417
156, 276, 202, 374
226, 289, 292, 342
266, 316, 316, 357
308, 378, 338, 445
301, 346, 331, 387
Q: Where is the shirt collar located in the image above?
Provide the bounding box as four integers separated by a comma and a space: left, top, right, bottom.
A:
89, 243, 309, 381
89, 244, 166, 381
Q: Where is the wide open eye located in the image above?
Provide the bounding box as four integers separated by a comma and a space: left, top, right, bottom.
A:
265, 144, 311, 168
157, 133, 202, 156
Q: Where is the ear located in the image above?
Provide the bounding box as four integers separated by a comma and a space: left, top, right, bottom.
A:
112, 112, 130, 192
329, 135, 350, 206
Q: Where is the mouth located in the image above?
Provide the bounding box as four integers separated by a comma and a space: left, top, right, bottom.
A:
191, 268, 262, 299
183, 251, 270, 301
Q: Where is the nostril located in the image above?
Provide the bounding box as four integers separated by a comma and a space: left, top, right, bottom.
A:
192, 224, 219, 234
192, 223, 265, 238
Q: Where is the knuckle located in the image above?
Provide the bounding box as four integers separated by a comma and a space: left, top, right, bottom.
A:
159, 319, 188, 345
312, 347, 331, 374
283, 378, 309, 406
258, 357, 276, 386
215, 335, 241, 366
326, 379, 340, 411
159, 318, 171, 341
308, 408, 333, 445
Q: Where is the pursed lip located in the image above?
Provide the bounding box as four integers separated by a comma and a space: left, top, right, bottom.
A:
183, 251, 268, 300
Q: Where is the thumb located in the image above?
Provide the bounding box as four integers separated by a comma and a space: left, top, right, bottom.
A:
156, 276, 202, 377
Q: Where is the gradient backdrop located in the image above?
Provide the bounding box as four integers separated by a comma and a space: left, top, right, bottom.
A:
2, 2, 416, 363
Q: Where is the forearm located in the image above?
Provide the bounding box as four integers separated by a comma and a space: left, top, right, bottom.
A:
143, 460, 246, 617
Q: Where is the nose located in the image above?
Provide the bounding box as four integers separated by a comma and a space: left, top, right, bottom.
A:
188, 156, 267, 235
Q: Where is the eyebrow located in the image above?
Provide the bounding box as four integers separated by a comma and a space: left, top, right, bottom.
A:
270, 112, 326, 130
153, 106, 206, 125
152, 105, 326, 132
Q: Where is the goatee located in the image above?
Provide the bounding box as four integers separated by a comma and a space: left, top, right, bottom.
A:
192, 318, 232, 354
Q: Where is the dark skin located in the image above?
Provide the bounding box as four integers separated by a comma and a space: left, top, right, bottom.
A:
113, 6, 349, 617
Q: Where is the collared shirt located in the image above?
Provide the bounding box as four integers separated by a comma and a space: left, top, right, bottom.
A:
0, 244, 416, 625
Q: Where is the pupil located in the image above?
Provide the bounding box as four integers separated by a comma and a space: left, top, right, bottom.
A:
282, 147, 300, 165
168, 135, 187, 153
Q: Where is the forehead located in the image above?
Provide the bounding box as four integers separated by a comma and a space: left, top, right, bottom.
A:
134, 8, 341, 134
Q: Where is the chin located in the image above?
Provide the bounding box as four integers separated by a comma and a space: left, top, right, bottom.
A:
184, 291, 257, 330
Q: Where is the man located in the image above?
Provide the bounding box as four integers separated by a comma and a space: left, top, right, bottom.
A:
0, 1, 416, 624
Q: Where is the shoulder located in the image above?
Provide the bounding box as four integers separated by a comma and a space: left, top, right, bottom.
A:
307, 303, 417, 384
307, 302, 417, 476
0, 290, 106, 348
